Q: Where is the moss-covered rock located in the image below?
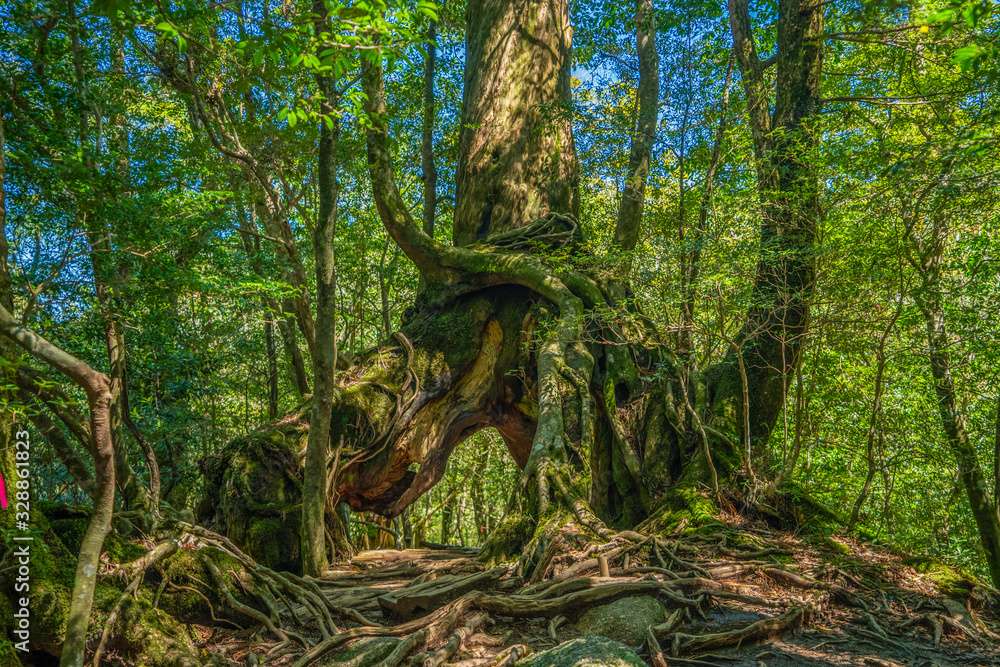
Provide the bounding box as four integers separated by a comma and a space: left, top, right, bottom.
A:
197, 413, 308, 570
320, 637, 400, 666
28, 578, 72, 657
574, 595, 666, 646
113, 592, 212, 667
156, 549, 224, 623
515, 636, 645, 666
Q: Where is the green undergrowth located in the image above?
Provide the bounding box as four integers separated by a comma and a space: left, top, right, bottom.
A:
0, 506, 217, 665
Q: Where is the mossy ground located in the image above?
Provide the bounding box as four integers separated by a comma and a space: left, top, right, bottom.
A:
0, 507, 215, 665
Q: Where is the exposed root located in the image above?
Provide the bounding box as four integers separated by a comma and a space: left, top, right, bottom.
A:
88, 501, 1000, 667
417, 611, 488, 666
378, 567, 507, 619
666, 605, 810, 655
92, 538, 181, 666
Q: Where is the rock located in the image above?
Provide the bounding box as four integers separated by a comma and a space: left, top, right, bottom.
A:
574, 595, 667, 646
516, 636, 645, 666
320, 637, 400, 666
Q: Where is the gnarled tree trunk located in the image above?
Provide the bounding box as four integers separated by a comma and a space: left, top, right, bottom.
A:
201, 0, 824, 569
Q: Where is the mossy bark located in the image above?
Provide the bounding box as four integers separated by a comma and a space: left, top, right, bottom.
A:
202, 0, 825, 566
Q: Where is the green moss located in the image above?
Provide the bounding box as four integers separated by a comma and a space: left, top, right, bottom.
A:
823, 535, 852, 556
575, 595, 667, 645
480, 512, 534, 564
198, 418, 306, 569
0, 595, 10, 637
156, 551, 213, 622
157, 548, 257, 627
516, 636, 645, 667
325, 637, 400, 666
45, 505, 143, 566
114, 589, 210, 666
29, 577, 71, 655
641, 485, 721, 535
0, 639, 21, 667
104, 532, 147, 564
780, 483, 842, 535
246, 516, 299, 569
905, 556, 984, 599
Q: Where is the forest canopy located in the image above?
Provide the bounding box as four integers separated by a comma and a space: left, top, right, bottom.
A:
1, 0, 999, 665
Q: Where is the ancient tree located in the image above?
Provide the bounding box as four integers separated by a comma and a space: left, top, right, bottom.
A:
203, 0, 824, 568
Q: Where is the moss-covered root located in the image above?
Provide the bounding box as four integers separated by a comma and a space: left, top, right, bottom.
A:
94, 587, 213, 667
636, 485, 722, 536
0, 540, 213, 665
479, 463, 612, 571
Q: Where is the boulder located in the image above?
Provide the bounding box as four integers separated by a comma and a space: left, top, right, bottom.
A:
516, 636, 645, 666
574, 595, 667, 646
320, 637, 400, 666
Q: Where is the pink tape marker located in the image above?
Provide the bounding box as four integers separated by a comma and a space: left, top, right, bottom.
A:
0, 473, 8, 510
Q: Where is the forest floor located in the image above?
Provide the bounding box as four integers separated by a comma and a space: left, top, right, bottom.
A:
200, 510, 1000, 667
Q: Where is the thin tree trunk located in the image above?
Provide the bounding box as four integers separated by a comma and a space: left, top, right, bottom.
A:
848, 305, 900, 529
922, 303, 1000, 586
421, 19, 438, 238
401, 507, 414, 548
378, 240, 399, 340
912, 213, 1000, 587
237, 209, 310, 397
441, 493, 455, 544
613, 0, 659, 258
264, 314, 279, 418
302, 2, 340, 576
0, 304, 115, 667
994, 392, 999, 512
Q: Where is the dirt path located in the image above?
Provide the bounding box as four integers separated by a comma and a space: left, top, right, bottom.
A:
203, 523, 1000, 666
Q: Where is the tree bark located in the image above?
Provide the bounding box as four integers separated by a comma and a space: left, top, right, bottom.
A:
302, 7, 340, 575
422, 20, 438, 238
454, 0, 578, 245
912, 214, 1000, 587
0, 305, 115, 667
718, 0, 823, 456
613, 0, 659, 259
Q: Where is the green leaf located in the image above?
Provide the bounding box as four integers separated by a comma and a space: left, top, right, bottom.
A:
953, 44, 984, 70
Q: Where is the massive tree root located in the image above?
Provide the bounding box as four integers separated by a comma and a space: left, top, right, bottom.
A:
200, 215, 737, 573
